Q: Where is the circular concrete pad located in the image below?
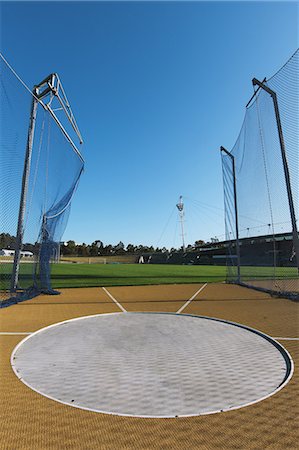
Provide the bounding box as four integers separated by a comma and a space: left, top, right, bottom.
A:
12, 312, 293, 417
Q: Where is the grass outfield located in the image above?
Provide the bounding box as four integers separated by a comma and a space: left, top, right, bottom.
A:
1, 263, 297, 290
0, 264, 226, 289
50, 263, 227, 288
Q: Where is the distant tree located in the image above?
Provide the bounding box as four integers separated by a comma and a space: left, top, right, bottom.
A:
114, 241, 125, 254
103, 244, 113, 255
90, 242, 99, 256
94, 240, 104, 254
126, 244, 136, 253
78, 243, 89, 257
83, 244, 90, 257
135, 244, 147, 253
66, 240, 77, 255
155, 247, 169, 253
43, 237, 176, 257
0, 233, 16, 249
139, 245, 155, 253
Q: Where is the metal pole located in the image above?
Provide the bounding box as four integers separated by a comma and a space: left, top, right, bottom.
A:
176, 196, 186, 252
252, 78, 299, 272
10, 94, 38, 292
221, 146, 241, 283
180, 215, 186, 252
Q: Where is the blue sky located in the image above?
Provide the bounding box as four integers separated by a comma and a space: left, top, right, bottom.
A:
1, 1, 298, 248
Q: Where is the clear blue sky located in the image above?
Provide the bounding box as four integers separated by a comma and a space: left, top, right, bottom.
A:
1, 1, 298, 249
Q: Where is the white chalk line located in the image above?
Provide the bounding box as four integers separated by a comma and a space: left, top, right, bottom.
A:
273, 337, 299, 341
102, 287, 127, 313
176, 283, 208, 314
0, 332, 32, 335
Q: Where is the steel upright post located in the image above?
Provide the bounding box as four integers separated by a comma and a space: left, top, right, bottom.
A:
11, 93, 38, 292
252, 78, 299, 272
220, 146, 241, 283
176, 196, 186, 252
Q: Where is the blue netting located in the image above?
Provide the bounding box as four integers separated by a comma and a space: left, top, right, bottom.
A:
0, 55, 84, 305
221, 49, 298, 298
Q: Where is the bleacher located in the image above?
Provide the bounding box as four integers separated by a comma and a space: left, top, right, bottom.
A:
148, 253, 169, 264
138, 233, 295, 267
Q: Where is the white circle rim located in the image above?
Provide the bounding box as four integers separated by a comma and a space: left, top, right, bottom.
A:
11, 312, 294, 418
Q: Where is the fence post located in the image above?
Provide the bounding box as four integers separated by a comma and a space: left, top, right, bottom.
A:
220, 146, 241, 283
11, 94, 38, 292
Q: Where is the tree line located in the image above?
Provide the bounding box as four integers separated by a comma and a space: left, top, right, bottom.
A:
0, 233, 205, 256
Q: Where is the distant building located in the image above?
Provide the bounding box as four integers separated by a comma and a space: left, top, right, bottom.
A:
0, 249, 34, 258
21, 251, 34, 258
0, 249, 15, 257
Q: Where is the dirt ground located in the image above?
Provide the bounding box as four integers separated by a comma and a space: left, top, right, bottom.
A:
0, 283, 298, 449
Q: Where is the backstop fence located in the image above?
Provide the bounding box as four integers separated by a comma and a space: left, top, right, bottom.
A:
0, 54, 84, 306
221, 49, 299, 300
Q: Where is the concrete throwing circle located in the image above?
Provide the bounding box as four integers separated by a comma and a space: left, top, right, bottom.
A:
11, 312, 293, 418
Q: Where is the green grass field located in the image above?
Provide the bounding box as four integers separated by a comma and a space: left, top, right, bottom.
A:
1, 263, 226, 289
1, 262, 298, 290
50, 263, 228, 288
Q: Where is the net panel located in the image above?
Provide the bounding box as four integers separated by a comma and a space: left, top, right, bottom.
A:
0, 56, 84, 305
222, 49, 299, 298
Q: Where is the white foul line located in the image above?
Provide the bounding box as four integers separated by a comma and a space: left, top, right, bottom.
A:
0, 332, 32, 335
176, 283, 208, 314
102, 287, 127, 313
273, 337, 299, 341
